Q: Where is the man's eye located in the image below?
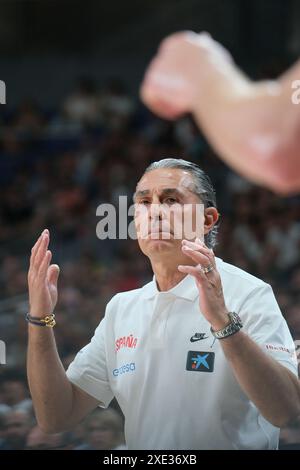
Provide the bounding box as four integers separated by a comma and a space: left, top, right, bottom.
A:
165, 198, 177, 204
140, 200, 150, 205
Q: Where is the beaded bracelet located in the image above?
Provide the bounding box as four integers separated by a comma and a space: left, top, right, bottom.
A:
26, 313, 56, 328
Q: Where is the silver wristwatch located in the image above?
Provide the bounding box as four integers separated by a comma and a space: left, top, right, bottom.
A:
210, 312, 243, 339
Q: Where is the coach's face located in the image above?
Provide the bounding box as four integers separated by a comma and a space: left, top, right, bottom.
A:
134, 168, 217, 262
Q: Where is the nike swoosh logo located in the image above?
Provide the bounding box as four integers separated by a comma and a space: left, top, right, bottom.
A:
190, 335, 209, 342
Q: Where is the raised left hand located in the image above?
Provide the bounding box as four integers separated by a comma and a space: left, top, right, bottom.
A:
178, 238, 229, 331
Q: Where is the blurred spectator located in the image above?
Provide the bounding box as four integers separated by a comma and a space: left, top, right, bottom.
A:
63, 78, 99, 126
98, 79, 135, 131
266, 210, 300, 271
0, 410, 33, 450
75, 409, 126, 450
0, 370, 32, 411
0, 405, 11, 447
26, 425, 73, 450
12, 100, 45, 138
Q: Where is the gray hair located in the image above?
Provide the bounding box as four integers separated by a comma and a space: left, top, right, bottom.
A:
142, 158, 219, 249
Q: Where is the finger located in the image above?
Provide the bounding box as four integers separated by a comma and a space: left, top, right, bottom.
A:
182, 239, 215, 266
33, 233, 49, 272
182, 245, 212, 267
143, 70, 187, 103
30, 229, 48, 266
158, 31, 197, 54
178, 264, 209, 285
140, 81, 183, 120
182, 240, 210, 255
38, 250, 52, 281
47, 264, 60, 288
140, 62, 188, 119
182, 238, 210, 254
29, 236, 42, 280
33, 232, 50, 272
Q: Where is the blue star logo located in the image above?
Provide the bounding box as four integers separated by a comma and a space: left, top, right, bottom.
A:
191, 353, 210, 370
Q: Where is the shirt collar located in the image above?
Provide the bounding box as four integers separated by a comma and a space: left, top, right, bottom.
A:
141, 257, 222, 302
142, 273, 198, 301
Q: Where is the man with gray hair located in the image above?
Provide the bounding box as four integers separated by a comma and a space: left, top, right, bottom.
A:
27, 158, 299, 449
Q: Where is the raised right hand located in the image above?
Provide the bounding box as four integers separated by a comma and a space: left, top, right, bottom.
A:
28, 229, 60, 318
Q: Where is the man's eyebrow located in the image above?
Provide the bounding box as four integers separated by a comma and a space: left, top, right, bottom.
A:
160, 188, 184, 196
133, 189, 150, 201
133, 188, 185, 202
134, 190, 151, 198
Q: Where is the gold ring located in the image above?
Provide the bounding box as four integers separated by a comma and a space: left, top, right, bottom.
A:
202, 264, 214, 274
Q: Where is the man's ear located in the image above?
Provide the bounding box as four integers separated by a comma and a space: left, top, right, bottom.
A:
204, 207, 219, 235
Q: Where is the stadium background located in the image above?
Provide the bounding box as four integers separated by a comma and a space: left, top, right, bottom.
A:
0, 0, 300, 450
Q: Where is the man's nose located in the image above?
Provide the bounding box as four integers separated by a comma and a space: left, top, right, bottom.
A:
149, 203, 164, 221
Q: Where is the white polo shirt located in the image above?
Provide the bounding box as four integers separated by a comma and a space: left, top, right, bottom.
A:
66, 257, 298, 450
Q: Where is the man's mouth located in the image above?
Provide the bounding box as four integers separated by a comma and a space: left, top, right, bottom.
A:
148, 230, 173, 238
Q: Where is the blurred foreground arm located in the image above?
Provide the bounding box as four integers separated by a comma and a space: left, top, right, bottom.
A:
27, 230, 99, 433
141, 32, 300, 194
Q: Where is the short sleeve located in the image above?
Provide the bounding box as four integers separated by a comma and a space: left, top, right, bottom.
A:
240, 283, 298, 376
66, 309, 114, 408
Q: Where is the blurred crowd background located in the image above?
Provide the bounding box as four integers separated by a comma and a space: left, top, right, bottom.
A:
1, 0, 300, 450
